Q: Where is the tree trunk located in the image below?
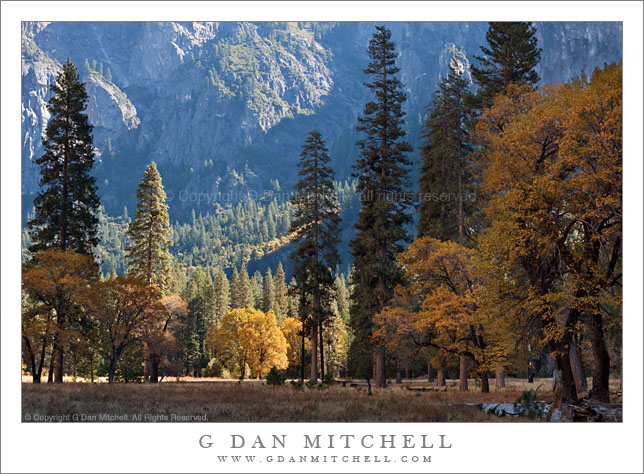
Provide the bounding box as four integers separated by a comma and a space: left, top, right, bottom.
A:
480, 370, 489, 393
437, 366, 446, 386
47, 345, 55, 383
458, 355, 468, 391
53, 343, 64, 383
374, 345, 386, 388
149, 352, 160, 383
588, 311, 610, 402
495, 369, 505, 389
143, 342, 150, 382
310, 323, 318, 382
427, 361, 434, 383
300, 327, 305, 382
108, 360, 117, 384
569, 342, 588, 395
552, 350, 578, 409
528, 341, 535, 383
396, 370, 402, 384
319, 320, 325, 380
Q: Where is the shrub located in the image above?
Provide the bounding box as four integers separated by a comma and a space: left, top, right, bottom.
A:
266, 366, 286, 386
514, 388, 547, 419
290, 380, 304, 391
204, 358, 223, 378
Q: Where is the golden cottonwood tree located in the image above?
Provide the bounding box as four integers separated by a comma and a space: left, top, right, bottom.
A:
22, 248, 98, 383
376, 237, 514, 392
207, 308, 288, 380
145, 295, 187, 380
280, 317, 304, 369
83, 277, 168, 383
476, 63, 621, 405
241, 310, 288, 378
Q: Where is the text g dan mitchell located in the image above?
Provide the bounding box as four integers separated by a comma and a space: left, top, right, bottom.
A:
198, 433, 452, 450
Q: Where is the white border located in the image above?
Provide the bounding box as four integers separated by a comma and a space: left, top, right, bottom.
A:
2, 2, 642, 473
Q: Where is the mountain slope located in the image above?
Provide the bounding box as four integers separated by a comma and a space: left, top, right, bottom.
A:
22, 21, 623, 222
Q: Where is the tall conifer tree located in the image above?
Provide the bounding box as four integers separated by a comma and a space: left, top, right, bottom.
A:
349, 26, 412, 388
125, 162, 172, 382
27, 58, 100, 383
125, 162, 173, 292
273, 262, 289, 324
290, 129, 340, 382
212, 268, 231, 323
471, 22, 542, 107
262, 268, 276, 313
251, 271, 264, 309
231, 265, 253, 309
28, 58, 100, 256
419, 58, 475, 390
418, 58, 474, 242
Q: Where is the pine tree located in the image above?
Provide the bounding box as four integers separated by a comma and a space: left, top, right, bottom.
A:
418, 60, 475, 388
231, 265, 253, 309
273, 262, 289, 325
124, 162, 173, 383
230, 266, 241, 309
28, 58, 100, 256
125, 162, 173, 292
212, 268, 231, 323
289, 129, 341, 381
287, 278, 300, 319
183, 268, 215, 377
471, 22, 542, 107
349, 25, 412, 387
262, 268, 275, 313
418, 58, 474, 243
251, 271, 263, 309
334, 274, 350, 322
166, 262, 187, 296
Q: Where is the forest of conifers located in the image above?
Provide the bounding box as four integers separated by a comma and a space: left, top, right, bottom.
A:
22, 22, 621, 413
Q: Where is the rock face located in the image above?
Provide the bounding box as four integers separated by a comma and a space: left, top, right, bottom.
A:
21, 21, 623, 219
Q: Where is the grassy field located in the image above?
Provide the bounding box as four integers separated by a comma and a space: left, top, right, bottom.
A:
21, 377, 570, 422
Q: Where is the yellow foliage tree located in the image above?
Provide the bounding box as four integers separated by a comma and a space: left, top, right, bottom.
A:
22, 248, 98, 383
207, 308, 288, 380
475, 63, 621, 404
375, 237, 514, 392
322, 314, 350, 379
280, 317, 304, 369
82, 277, 168, 383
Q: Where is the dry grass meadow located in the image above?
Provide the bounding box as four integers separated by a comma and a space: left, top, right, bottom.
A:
20, 376, 592, 423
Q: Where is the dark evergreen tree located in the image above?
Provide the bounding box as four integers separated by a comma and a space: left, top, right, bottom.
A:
251, 270, 264, 309
418, 58, 474, 243
125, 162, 173, 292
182, 268, 215, 376
286, 278, 300, 319
262, 268, 276, 313
230, 266, 241, 308
334, 274, 350, 322
471, 22, 542, 107
348, 25, 412, 388
27, 58, 100, 384
289, 129, 341, 382
273, 262, 289, 324
231, 265, 253, 309
28, 58, 100, 256
125, 162, 173, 382
212, 267, 230, 322
418, 59, 476, 390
